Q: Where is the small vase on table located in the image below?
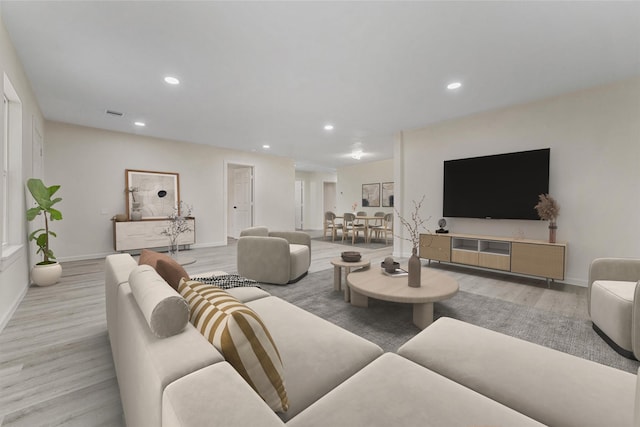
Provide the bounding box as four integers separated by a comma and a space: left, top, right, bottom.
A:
408, 247, 421, 287
548, 221, 557, 244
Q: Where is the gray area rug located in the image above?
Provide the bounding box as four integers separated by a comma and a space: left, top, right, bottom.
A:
260, 268, 640, 374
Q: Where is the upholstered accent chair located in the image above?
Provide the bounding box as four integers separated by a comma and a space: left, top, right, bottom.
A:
588, 258, 640, 359
237, 226, 311, 285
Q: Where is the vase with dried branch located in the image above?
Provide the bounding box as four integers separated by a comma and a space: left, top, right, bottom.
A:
395, 195, 431, 287
161, 201, 193, 258
534, 194, 560, 243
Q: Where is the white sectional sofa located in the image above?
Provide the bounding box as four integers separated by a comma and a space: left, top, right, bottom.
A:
105, 253, 639, 426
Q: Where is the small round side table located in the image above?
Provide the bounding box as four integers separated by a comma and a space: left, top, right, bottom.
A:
330, 257, 371, 302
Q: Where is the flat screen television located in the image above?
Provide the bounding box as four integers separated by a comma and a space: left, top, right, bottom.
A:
443, 148, 550, 220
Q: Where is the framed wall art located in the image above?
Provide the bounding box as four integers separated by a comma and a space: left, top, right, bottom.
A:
126, 169, 180, 220
382, 182, 394, 207
362, 183, 380, 207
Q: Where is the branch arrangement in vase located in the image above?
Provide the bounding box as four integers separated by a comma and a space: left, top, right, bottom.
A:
395, 195, 431, 249
161, 201, 193, 247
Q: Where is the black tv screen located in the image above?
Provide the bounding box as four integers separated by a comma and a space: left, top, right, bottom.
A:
443, 148, 550, 220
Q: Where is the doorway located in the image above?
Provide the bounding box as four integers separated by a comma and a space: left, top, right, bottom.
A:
227, 164, 254, 239
323, 181, 337, 214
295, 180, 304, 230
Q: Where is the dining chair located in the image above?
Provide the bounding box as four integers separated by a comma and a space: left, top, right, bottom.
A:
343, 212, 366, 244
368, 211, 386, 242
374, 213, 394, 244
323, 211, 342, 241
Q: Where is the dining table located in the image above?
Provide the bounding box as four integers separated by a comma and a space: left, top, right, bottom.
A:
335, 215, 385, 243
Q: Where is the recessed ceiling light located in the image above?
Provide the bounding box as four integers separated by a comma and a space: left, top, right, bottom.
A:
164, 76, 180, 85
134, 121, 145, 127
324, 124, 334, 131
263, 144, 270, 149
351, 150, 363, 160
447, 82, 462, 90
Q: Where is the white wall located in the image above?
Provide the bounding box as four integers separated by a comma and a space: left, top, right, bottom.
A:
44, 121, 296, 260
336, 159, 394, 216
0, 11, 45, 330
397, 76, 640, 285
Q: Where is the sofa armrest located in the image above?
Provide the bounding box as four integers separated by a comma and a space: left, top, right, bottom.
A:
269, 231, 311, 247
115, 284, 225, 427
588, 258, 640, 314
237, 236, 291, 284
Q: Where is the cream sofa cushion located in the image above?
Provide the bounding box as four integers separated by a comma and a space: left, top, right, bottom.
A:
288, 353, 545, 427
246, 295, 383, 421
129, 265, 189, 338
162, 362, 286, 427
398, 317, 636, 427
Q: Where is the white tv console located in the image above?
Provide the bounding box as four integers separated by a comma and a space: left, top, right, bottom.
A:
419, 232, 566, 283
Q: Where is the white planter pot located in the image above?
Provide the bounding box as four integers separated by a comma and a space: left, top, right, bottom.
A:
31, 262, 62, 286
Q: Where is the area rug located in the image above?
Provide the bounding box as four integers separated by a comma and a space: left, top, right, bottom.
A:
260, 268, 640, 374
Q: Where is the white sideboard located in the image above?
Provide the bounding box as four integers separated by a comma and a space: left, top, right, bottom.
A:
113, 219, 196, 252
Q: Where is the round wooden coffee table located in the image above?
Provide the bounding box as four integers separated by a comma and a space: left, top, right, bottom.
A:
330, 258, 371, 302
347, 266, 458, 329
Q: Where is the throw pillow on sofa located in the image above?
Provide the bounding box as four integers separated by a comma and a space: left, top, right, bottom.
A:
129, 265, 190, 338
138, 249, 189, 290
178, 278, 289, 413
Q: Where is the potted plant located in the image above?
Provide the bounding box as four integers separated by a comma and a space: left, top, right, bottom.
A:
26, 178, 63, 286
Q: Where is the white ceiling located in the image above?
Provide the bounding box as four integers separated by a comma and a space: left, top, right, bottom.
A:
2, 1, 639, 172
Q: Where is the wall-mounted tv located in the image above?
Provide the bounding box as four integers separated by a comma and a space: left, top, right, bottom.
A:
443, 148, 550, 220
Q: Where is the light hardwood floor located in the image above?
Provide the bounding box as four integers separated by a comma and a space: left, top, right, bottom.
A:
0, 234, 588, 426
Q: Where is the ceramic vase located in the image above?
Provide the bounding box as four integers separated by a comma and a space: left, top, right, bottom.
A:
31, 262, 62, 286
548, 221, 557, 244
408, 247, 421, 287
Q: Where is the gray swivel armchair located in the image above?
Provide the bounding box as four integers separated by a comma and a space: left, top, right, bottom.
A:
588, 258, 640, 359
237, 226, 311, 285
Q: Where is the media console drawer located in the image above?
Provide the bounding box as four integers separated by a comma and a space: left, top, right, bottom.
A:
452, 249, 479, 266
511, 242, 565, 280
419, 234, 451, 262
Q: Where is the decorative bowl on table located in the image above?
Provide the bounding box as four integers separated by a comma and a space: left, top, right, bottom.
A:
341, 251, 362, 262
381, 260, 400, 273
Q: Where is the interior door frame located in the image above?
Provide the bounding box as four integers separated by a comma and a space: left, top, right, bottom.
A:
224, 161, 255, 240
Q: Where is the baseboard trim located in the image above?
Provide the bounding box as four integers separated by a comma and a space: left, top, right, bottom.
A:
0, 282, 29, 334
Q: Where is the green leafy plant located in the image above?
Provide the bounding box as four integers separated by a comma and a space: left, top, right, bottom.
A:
26, 178, 63, 265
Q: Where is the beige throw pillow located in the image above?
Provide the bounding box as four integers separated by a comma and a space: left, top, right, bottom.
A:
179, 279, 288, 413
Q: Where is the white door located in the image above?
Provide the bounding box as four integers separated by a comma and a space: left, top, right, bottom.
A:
323, 182, 337, 213
229, 166, 253, 238
295, 180, 303, 230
